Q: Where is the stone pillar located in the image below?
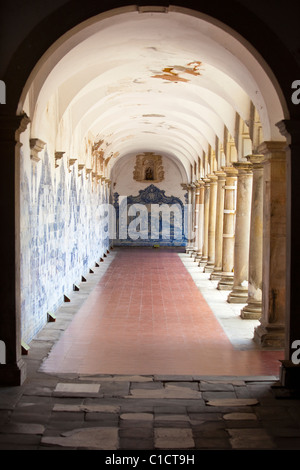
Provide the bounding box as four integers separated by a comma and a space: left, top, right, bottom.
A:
199, 178, 210, 269
254, 142, 286, 348
181, 183, 189, 250
194, 180, 205, 261
0, 114, 29, 386
241, 155, 264, 319
217, 167, 238, 290
277, 120, 300, 388
210, 170, 226, 280
189, 183, 197, 255
182, 184, 194, 253
192, 181, 201, 259
204, 174, 218, 273
227, 162, 253, 303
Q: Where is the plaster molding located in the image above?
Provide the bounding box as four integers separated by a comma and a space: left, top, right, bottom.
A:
55, 151, 65, 168
30, 138, 45, 163
78, 163, 85, 176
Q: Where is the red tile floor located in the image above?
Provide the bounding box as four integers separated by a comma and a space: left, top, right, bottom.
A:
41, 248, 284, 377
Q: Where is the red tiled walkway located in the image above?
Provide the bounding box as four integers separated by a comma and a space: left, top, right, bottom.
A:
41, 248, 283, 376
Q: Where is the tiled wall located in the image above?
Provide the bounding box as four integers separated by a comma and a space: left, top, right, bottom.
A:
113, 185, 188, 246
112, 154, 188, 247
20, 146, 109, 343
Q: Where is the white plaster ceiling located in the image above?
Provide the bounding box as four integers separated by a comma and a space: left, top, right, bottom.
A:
25, 7, 287, 180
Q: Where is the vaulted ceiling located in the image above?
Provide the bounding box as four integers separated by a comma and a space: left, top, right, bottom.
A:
23, 7, 286, 180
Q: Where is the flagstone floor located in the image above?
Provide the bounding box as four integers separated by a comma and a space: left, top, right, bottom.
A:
40, 247, 283, 377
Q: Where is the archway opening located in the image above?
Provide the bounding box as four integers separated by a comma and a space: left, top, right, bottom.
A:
17, 6, 288, 377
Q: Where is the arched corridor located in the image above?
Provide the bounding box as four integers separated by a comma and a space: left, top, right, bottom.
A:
18, 6, 287, 379
0, 1, 300, 394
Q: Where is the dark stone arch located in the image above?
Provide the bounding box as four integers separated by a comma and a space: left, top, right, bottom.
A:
0, 0, 300, 386
0, 0, 299, 117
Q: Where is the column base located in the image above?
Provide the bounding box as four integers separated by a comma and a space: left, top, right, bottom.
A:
210, 269, 222, 280
198, 257, 208, 268
204, 262, 215, 273
241, 300, 262, 319
194, 252, 202, 262
279, 360, 300, 390
253, 323, 285, 348
227, 286, 248, 304
217, 273, 234, 290
0, 359, 27, 386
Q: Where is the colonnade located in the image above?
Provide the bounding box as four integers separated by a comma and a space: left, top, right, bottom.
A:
184, 142, 286, 348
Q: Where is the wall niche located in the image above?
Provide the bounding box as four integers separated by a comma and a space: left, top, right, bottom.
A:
133, 152, 164, 183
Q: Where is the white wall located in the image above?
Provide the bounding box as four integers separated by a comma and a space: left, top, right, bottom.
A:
113, 153, 186, 201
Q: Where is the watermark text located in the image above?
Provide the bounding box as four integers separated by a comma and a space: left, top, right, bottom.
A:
0, 80, 6, 104
291, 80, 300, 105
0, 340, 6, 364
291, 340, 300, 364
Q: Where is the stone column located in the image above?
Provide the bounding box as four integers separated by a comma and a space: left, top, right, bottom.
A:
210, 170, 226, 280
199, 178, 210, 269
0, 114, 29, 386
182, 184, 194, 253
192, 182, 201, 259
217, 167, 238, 290
227, 162, 253, 303
277, 120, 300, 388
241, 155, 264, 318
205, 174, 218, 273
194, 180, 205, 262
181, 184, 189, 250
189, 183, 197, 254
254, 142, 286, 348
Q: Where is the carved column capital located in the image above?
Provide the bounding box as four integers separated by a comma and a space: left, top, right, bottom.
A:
258, 141, 286, 161
232, 161, 253, 174
246, 154, 264, 168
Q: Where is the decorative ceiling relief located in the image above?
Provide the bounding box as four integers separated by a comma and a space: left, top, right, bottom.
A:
133, 152, 165, 183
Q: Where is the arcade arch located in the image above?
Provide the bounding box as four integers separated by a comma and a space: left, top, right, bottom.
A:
2, 4, 294, 386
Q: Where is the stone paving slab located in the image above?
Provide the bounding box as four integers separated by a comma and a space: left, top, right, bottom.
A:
223, 412, 258, 421
206, 398, 259, 407
53, 403, 120, 413
228, 428, 276, 449
120, 413, 153, 421
128, 384, 202, 399
154, 428, 194, 449
0, 422, 45, 435
41, 426, 119, 450
53, 383, 101, 397
79, 375, 153, 383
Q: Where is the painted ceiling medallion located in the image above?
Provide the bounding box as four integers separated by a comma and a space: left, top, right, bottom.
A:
133, 152, 165, 183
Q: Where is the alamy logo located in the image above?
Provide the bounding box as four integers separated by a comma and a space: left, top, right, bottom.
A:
0, 340, 6, 364
291, 80, 300, 105
0, 80, 6, 104
291, 340, 300, 365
